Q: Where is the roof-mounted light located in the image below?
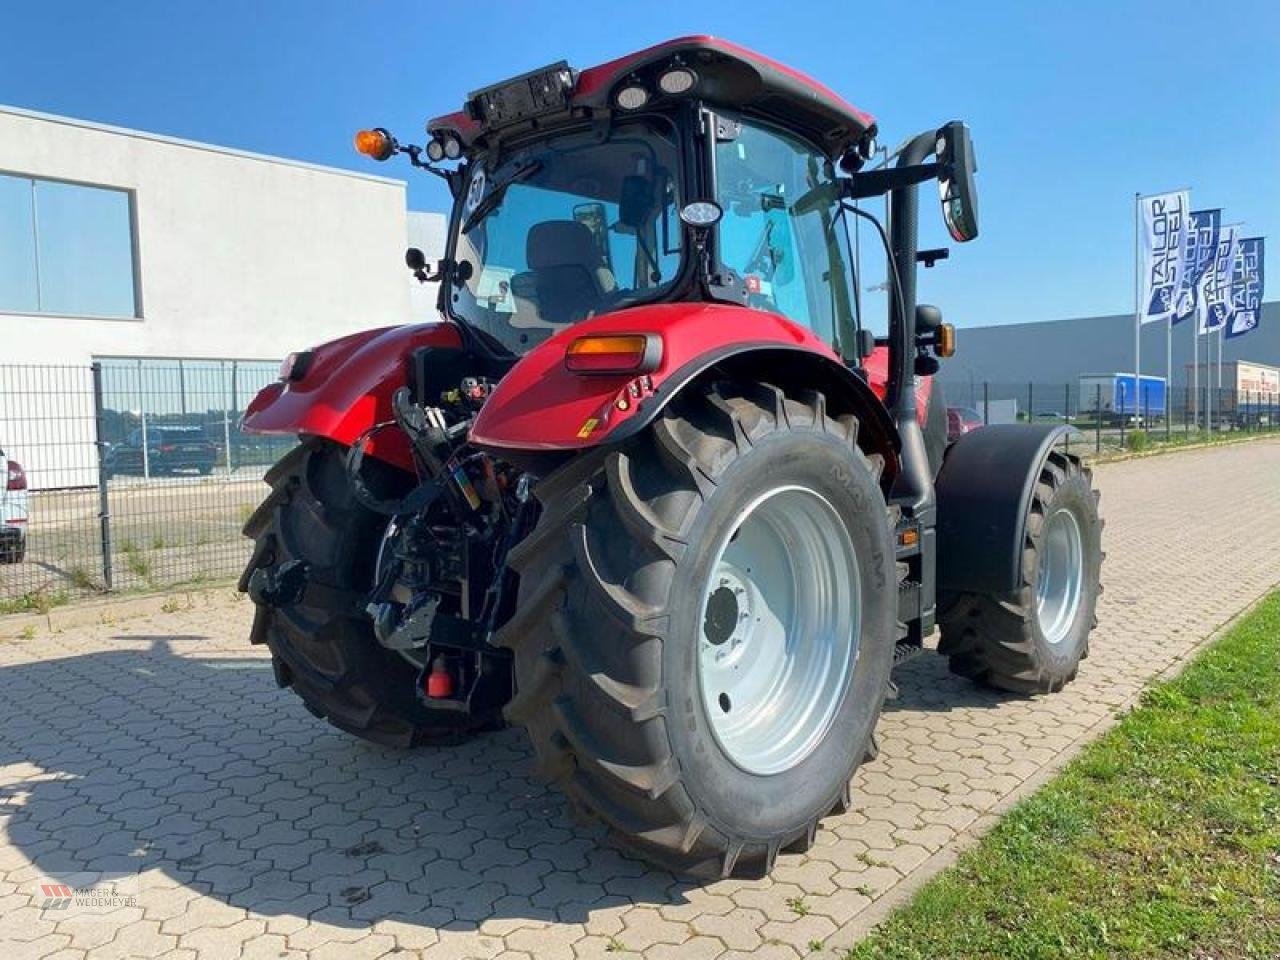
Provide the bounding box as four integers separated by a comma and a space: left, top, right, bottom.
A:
425, 137, 446, 162
443, 135, 463, 160
615, 84, 650, 111
658, 67, 697, 95
353, 128, 395, 162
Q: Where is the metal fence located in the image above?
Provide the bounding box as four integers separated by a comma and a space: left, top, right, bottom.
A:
0, 363, 1277, 608
0, 361, 294, 609
947, 380, 1280, 455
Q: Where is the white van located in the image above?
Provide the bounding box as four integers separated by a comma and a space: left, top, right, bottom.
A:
0, 448, 28, 563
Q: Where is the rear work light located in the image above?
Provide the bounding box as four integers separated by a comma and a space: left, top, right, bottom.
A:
564, 334, 662, 375
6, 460, 26, 491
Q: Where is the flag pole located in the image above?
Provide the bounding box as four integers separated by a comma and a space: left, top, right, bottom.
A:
1193, 321, 1200, 429
1134, 193, 1141, 394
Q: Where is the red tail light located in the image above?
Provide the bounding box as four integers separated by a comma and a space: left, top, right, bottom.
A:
6, 460, 26, 491
158, 444, 176, 453
565, 334, 662, 375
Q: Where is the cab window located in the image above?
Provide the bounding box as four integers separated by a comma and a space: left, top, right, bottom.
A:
715, 120, 857, 356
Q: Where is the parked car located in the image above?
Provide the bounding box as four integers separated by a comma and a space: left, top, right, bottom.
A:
106, 425, 219, 476
946, 405, 984, 441
1, 449, 28, 563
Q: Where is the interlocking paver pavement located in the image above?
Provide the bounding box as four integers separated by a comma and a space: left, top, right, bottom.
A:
2, 438, 1278, 958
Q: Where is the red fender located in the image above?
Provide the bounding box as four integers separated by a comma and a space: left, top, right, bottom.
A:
469, 303, 844, 450
242, 322, 463, 470
242, 303, 925, 474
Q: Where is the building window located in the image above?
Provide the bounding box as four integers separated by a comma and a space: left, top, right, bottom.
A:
0, 172, 138, 318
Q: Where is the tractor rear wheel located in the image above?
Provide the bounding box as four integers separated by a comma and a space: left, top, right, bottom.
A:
240, 438, 489, 747
938, 449, 1102, 693
498, 382, 897, 878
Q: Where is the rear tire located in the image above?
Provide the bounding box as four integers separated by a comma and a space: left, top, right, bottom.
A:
938, 450, 1102, 693
240, 438, 490, 747
498, 382, 897, 878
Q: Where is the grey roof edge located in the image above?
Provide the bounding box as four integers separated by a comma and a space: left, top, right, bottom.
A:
0, 103, 406, 189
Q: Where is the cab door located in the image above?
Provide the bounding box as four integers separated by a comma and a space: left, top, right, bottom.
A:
712, 117, 860, 362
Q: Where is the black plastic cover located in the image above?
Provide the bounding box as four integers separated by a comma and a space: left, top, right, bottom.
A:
935, 424, 1075, 595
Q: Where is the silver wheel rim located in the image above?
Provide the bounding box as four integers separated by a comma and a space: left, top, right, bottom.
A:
374, 519, 431, 669
697, 485, 860, 776
1036, 507, 1084, 646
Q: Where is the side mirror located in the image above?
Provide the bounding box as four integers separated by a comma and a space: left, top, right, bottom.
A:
935, 121, 979, 242
405, 247, 427, 271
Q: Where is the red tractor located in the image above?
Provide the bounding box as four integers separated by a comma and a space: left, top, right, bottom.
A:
241, 37, 1102, 879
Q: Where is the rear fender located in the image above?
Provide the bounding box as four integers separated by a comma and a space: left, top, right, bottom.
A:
935, 424, 1078, 594
469, 302, 900, 479
242, 322, 464, 472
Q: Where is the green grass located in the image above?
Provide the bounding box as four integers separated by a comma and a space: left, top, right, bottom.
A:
120, 539, 153, 580
846, 592, 1280, 960
0, 587, 72, 616
1087, 425, 1280, 464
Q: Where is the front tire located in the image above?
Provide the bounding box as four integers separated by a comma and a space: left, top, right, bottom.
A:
498, 382, 897, 878
938, 449, 1103, 693
240, 438, 491, 747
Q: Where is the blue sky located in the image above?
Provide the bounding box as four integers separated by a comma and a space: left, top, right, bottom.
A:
2, 0, 1276, 329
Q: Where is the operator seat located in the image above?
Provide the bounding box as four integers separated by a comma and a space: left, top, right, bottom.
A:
526, 220, 616, 324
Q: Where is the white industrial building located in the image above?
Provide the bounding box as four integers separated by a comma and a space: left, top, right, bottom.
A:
0, 104, 447, 365
0, 105, 446, 488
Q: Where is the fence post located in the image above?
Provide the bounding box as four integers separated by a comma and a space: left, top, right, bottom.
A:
983, 382, 989, 425
91, 363, 114, 591
1165, 382, 1171, 440
1095, 384, 1102, 453
1027, 381, 1034, 424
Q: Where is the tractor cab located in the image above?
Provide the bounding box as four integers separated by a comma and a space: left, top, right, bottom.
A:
358, 36, 977, 509
361, 37, 967, 374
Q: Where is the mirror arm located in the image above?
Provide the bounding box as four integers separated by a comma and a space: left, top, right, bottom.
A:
842, 161, 944, 200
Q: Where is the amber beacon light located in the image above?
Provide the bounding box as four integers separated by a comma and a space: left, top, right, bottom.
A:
354, 128, 395, 161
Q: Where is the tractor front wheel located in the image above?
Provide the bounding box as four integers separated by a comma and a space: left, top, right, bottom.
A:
498, 382, 898, 878
938, 449, 1102, 693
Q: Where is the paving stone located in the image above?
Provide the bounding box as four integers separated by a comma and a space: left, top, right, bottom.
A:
2, 439, 1277, 959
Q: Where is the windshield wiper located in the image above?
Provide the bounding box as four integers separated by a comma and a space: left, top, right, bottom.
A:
460, 160, 542, 235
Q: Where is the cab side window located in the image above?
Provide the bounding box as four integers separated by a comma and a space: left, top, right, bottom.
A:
715, 121, 857, 354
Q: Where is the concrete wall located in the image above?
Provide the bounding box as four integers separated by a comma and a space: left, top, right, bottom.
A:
0, 105, 412, 366
938, 301, 1280, 390
407, 210, 448, 322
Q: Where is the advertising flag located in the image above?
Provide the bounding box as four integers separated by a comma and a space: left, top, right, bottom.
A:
1173, 209, 1221, 324
1197, 222, 1240, 334
1140, 190, 1190, 324
1225, 237, 1265, 339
